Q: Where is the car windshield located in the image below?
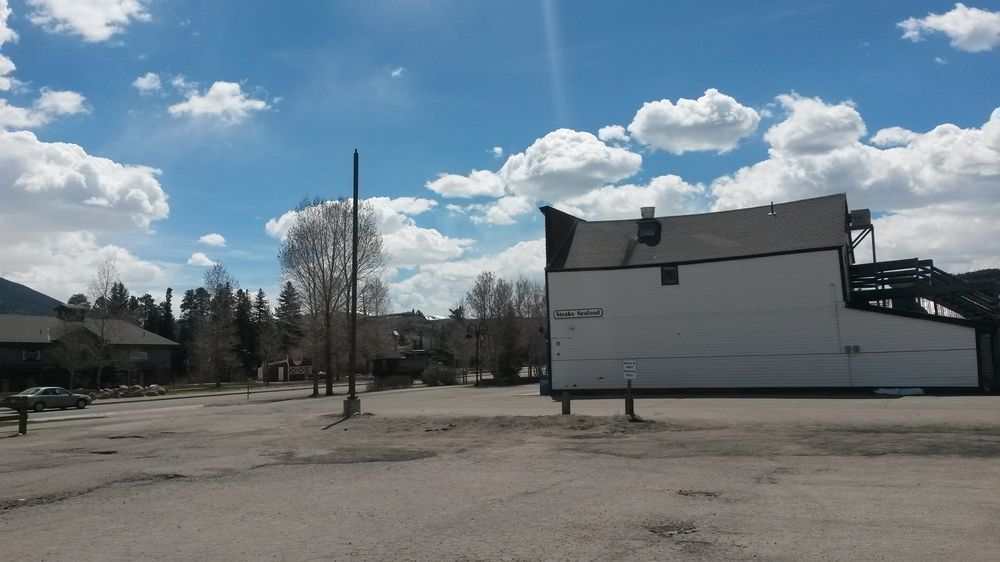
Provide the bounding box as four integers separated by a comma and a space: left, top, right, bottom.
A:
17, 388, 41, 395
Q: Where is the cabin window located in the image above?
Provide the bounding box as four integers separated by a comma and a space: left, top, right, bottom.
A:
21, 350, 41, 361
660, 265, 679, 285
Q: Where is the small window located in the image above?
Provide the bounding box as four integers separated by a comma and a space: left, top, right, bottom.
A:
21, 350, 40, 361
661, 265, 679, 285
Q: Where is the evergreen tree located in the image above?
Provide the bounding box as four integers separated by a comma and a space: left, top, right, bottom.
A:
158, 288, 176, 341
252, 289, 278, 382
274, 281, 304, 356
234, 288, 257, 375
138, 293, 161, 333
67, 293, 90, 307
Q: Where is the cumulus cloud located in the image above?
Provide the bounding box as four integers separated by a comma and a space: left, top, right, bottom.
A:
869, 126, 920, 148
426, 169, 505, 198
198, 233, 226, 247
0, 129, 168, 235
499, 128, 642, 201
711, 102, 1000, 271
265, 196, 474, 268
0, 89, 89, 130
597, 124, 629, 144
763, 94, 866, 155
390, 66, 405, 77
899, 3, 1000, 52
168, 81, 269, 124
0, 230, 166, 303
426, 129, 642, 224
556, 175, 709, 220
187, 252, 215, 267
0, 0, 16, 92
132, 72, 161, 95
27, 0, 151, 43
468, 196, 535, 225
626, 89, 760, 154
390, 239, 544, 314
491, 146, 504, 159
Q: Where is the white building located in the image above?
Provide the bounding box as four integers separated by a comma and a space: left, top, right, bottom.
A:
541, 194, 999, 393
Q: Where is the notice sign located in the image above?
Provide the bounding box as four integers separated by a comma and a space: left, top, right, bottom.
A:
622, 359, 637, 380
553, 308, 603, 319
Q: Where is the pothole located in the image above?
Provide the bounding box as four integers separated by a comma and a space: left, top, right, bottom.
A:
647, 522, 698, 539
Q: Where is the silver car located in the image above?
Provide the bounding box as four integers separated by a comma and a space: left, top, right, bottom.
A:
1, 387, 91, 412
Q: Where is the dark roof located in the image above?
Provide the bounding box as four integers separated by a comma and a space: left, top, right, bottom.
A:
0, 277, 63, 316
0, 315, 179, 346
542, 193, 850, 271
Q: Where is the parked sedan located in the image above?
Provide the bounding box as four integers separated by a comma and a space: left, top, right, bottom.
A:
0, 387, 91, 412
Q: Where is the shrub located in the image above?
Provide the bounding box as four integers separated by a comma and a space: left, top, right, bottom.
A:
421, 364, 458, 387
366, 375, 413, 392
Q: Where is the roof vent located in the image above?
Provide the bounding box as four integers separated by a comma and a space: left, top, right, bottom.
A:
637, 218, 661, 246
640, 206, 655, 219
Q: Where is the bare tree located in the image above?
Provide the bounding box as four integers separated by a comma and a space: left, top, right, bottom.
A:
86, 258, 127, 388
200, 263, 240, 387
277, 197, 386, 396
358, 277, 392, 373
50, 323, 94, 390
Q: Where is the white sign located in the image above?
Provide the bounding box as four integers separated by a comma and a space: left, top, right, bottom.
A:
553, 308, 603, 319
622, 359, 637, 380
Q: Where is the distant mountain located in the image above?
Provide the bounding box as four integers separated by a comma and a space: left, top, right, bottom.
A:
956, 268, 1000, 297
0, 277, 63, 316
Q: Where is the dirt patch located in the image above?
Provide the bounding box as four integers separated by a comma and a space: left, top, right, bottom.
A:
677, 489, 720, 498
647, 521, 699, 538
269, 447, 437, 466
0, 473, 187, 512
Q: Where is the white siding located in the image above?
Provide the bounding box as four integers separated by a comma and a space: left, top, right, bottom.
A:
548, 250, 978, 390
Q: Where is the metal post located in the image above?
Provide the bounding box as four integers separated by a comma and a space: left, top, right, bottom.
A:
343, 148, 361, 417
18, 408, 27, 435
475, 332, 481, 385
625, 380, 635, 417
561, 391, 571, 415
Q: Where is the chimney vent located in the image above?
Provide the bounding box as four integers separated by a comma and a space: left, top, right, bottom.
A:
640, 207, 654, 219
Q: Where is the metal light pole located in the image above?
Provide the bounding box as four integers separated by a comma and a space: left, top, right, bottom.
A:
343, 149, 361, 417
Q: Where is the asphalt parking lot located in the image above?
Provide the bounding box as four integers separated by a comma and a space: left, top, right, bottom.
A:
2, 386, 999, 560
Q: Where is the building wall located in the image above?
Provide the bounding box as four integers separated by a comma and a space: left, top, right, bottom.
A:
548, 250, 978, 390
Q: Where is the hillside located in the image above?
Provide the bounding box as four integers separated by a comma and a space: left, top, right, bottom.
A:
0, 277, 63, 316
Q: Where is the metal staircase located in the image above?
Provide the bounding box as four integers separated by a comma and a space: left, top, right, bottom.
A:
849, 258, 1000, 322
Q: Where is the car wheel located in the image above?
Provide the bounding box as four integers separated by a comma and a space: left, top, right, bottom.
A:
33, 401, 45, 412
76, 399, 87, 410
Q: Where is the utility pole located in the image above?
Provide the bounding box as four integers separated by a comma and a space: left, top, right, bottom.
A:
344, 149, 362, 417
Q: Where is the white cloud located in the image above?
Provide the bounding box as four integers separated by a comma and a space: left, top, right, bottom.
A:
763, 94, 866, 155
0, 129, 169, 234
491, 146, 504, 159
869, 126, 920, 148
198, 233, 226, 247
468, 195, 535, 225
626, 88, 760, 154
27, 0, 151, 43
390, 66, 405, 77
0, 0, 16, 92
899, 3, 1000, 52
0, 90, 88, 130
0, 230, 165, 303
132, 72, 161, 95
34, 88, 88, 116
597, 124, 629, 144
187, 252, 216, 267
711, 103, 1000, 271
265, 196, 474, 268
168, 81, 269, 124
556, 175, 709, 220
390, 239, 544, 314
426, 128, 642, 223
426, 169, 505, 198
498, 128, 642, 201
170, 74, 196, 93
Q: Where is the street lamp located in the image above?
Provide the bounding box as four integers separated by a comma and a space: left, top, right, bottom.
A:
465, 322, 488, 385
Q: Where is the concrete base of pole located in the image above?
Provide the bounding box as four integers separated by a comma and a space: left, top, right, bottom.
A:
342, 398, 361, 418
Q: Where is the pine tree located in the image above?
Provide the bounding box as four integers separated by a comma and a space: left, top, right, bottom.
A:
158, 288, 176, 341
274, 281, 304, 357
67, 293, 90, 307
252, 289, 278, 382
234, 289, 257, 375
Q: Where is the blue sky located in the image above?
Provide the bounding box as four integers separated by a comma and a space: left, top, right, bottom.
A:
1, 1, 998, 315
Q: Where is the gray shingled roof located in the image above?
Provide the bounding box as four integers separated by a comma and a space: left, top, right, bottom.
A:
0, 315, 178, 346
548, 193, 850, 270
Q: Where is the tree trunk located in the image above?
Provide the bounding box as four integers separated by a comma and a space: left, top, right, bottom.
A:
324, 309, 334, 395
